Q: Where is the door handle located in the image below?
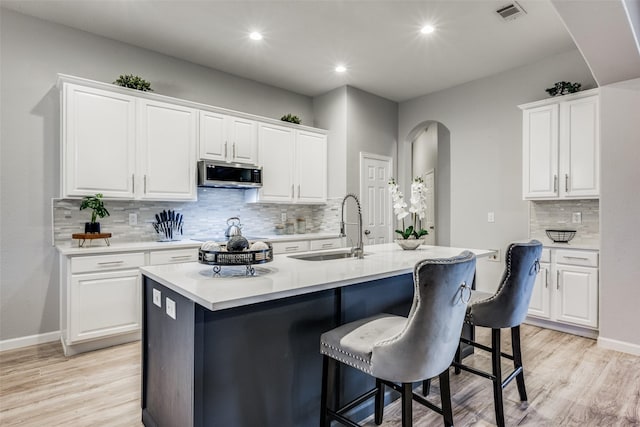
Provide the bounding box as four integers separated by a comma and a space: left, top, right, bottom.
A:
364, 230, 371, 236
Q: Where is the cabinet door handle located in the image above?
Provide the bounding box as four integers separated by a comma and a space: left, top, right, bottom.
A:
545, 269, 549, 288
556, 270, 560, 290
144, 175, 147, 193
291, 184, 294, 198
97, 260, 125, 265
224, 142, 228, 159
565, 174, 569, 192
298, 185, 301, 198
553, 175, 558, 192
233, 143, 236, 159
132, 174, 135, 193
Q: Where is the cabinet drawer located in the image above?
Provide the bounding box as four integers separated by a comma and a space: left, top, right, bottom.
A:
271, 240, 310, 254
554, 249, 598, 267
149, 248, 199, 265
71, 252, 145, 273
309, 238, 343, 251
540, 248, 551, 263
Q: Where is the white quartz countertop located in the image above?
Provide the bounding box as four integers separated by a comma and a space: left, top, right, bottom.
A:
140, 243, 494, 312
56, 239, 203, 256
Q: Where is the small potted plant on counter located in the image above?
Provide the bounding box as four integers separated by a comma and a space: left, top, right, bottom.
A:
80, 193, 110, 234
388, 177, 428, 250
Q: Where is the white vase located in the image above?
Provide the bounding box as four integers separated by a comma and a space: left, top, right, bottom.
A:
395, 239, 424, 250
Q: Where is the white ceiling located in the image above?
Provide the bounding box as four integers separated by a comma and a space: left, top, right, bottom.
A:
1, 0, 578, 102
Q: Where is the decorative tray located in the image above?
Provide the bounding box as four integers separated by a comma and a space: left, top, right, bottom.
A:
198, 242, 273, 276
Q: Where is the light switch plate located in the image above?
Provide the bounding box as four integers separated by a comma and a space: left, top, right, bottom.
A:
487, 212, 495, 223
152, 288, 162, 307
129, 213, 137, 226
166, 297, 176, 319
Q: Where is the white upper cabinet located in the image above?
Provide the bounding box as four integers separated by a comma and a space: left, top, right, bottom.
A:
249, 124, 327, 204
62, 83, 137, 198
199, 111, 257, 165
138, 99, 197, 201
256, 123, 296, 202
296, 130, 327, 203
520, 90, 599, 200
60, 76, 197, 201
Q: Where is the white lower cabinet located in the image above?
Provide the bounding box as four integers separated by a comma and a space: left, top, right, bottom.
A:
60, 246, 198, 356
69, 269, 141, 342
527, 248, 599, 333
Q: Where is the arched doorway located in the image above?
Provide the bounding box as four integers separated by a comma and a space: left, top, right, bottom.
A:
403, 121, 451, 246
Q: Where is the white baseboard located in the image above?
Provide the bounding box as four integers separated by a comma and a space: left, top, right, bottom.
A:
597, 336, 640, 356
0, 331, 61, 352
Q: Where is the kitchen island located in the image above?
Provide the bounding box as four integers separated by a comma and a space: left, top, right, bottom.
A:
140, 243, 493, 427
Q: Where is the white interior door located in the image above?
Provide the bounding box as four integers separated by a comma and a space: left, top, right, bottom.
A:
423, 169, 436, 245
360, 153, 392, 245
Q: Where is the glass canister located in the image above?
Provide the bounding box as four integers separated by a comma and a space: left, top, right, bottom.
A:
274, 224, 285, 235
285, 220, 295, 235
296, 217, 306, 234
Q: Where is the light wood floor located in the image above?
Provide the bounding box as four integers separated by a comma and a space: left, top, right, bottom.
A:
1, 325, 638, 426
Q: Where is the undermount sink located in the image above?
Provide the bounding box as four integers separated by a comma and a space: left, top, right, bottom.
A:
288, 249, 368, 261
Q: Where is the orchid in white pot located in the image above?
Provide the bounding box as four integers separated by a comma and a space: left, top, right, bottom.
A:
389, 177, 429, 240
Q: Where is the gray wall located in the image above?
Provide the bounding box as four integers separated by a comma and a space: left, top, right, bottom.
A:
0, 9, 314, 342
345, 86, 398, 196
411, 124, 438, 177
398, 49, 597, 291
599, 80, 640, 350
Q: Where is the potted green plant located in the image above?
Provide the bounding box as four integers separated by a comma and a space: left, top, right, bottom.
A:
113, 74, 153, 92
80, 193, 110, 234
280, 113, 301, 124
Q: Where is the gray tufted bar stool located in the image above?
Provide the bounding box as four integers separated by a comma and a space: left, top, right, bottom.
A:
452, 240, 542, 427
319, 251, 477, 427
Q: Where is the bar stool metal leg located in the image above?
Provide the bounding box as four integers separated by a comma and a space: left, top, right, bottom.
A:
401, 382, 412, 427
491, 328, 505, 427
320, 355, 336, 427
511, 326, 528, 403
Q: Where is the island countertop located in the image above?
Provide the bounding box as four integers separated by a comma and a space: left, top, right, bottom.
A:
140, 243, 494, 311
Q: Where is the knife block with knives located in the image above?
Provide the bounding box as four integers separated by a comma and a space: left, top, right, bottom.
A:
153, 209, 183, 241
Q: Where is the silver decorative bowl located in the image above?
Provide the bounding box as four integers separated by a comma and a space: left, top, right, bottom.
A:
395, 239, 424, 250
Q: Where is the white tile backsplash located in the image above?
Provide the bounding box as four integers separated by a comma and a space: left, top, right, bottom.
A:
529, 199, 599, 247
53, 188, 341, 244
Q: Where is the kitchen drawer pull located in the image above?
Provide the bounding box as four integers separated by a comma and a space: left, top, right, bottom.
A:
545, 269, 549, 288
170, 255, 193, 260
285, 246, 299, 251
563, 256, 589, 261
565, 174, 569, 192
321, 243, 333, 248
97, 260, 125, 265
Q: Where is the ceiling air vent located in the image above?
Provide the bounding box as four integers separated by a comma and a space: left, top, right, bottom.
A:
496, 2, 526, 21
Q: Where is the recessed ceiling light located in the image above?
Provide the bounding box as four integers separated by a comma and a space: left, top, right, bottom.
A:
335, 65, 347, 73
420, 25, 435, 34
249, 32, 263, 41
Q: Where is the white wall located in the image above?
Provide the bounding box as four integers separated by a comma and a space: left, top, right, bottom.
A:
0, 9, 314, 342
598, 80, 640, 354
398, 49, 597, 291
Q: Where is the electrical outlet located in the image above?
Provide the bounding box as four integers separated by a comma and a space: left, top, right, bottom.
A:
64, 210, 72, 218
281, 212, 287, 222
488, 249, 500, 262
572, 212, 582, 224
166, 297, 176, 319
152, 288, 162, 307
129, 213, 137, 226
487, 212, 495, 223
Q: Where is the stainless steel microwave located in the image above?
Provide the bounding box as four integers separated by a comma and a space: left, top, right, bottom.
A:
197, 160, 262, 188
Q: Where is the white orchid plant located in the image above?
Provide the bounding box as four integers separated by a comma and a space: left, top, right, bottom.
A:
389, 177, 429, 240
